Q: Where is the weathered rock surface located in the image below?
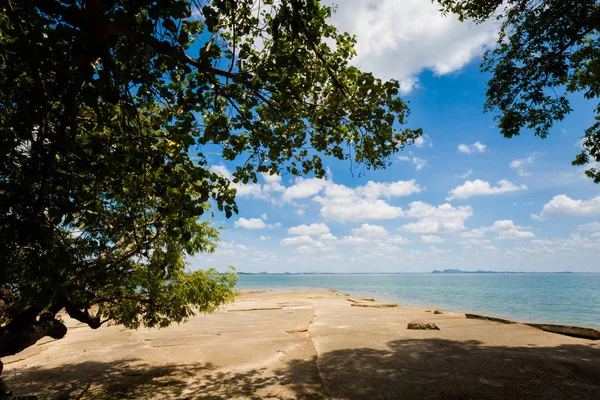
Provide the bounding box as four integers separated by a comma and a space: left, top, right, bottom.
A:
526, 323, 600, 340
465, 314, 515, 324
407, 322, 440, 330
351, 302, 397, 308
4, 290, 600, 400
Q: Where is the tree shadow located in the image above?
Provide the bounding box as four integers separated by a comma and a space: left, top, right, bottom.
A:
4, 357, 323, 400
317, 339, 600, 400
4, 339, 600, 399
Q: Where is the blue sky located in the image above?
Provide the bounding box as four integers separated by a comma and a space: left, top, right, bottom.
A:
190, 1, 600, 273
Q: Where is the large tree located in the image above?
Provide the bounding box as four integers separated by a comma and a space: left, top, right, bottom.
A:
0, 0, 420, 389
437, 0, 600, 181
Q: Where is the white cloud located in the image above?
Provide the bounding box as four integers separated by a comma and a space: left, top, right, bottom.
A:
400, 202, 473, 233
398, 155, 428, 171
234, 217, 266, 230
509, 153, 538, 176
212, 165, 284, 200
295, 208, 306, 216
447, 179, 526, 201
319, 232, 339, 242
350, 223, 388, 237
414, 134, 433, 148
461, 220, 535, 240
358, 180, 423, 198
459, 238, 491, 247
528, 233, 600, 255
281, 236, 315, 246
261, 213, 268, 220
260, 236, 270, 241
280, 234, 336, 253
576, 222, 600, 232
421, 235, 445, 243
532, 194, 600, 220
456, 169, 473, 179
457, 142, 487, 154
314, 180, 421, 222
288, 223, 330, 236
282, 177, 329, 203
328, 0, 497, 92
341, 224, 410, 247
341, 235, 369, 245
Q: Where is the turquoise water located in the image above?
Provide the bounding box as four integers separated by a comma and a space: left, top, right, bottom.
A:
236, 274, 600, 329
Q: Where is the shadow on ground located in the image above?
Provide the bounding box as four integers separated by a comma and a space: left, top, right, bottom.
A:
318, 339, 600, 400
4, 339, 600, 399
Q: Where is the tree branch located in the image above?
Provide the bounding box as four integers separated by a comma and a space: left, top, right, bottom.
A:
0, 313, 67, 358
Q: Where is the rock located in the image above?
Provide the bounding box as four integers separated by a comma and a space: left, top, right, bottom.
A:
407, 322, 440, 330
351, 302, 397, 308
433, 310, 443, 315
347, 298, 376, 303
465, 314, 515, 324
525, 323, 600, 340
285, 329, 308, 334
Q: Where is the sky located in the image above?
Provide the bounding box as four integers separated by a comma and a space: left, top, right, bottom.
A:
190, 0, 600, 273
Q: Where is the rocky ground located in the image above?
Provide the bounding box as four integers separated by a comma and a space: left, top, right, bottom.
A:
3, 290, 600, 399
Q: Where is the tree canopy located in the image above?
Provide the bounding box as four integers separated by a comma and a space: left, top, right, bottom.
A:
437, 0, 600, 181
0, 0, 421, 378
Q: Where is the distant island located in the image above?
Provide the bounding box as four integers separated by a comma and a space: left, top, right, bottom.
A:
236, 270, 582, 275
431, 269, 574, 274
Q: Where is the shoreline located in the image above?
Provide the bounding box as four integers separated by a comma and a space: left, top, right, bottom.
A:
237, 286, 600, 332
4, 289, 600, 399
238, 289, 600, 340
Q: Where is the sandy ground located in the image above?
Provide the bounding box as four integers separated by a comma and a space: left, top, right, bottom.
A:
3, 290, 600, 399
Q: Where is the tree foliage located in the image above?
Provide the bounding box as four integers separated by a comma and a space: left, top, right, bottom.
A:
0, 0, 421, 370
437, 0, 600, 181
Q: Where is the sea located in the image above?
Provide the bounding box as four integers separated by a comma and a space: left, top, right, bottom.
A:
236, 273, 600, 329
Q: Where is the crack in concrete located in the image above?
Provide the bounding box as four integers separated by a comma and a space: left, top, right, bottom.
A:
306, 301, 327, 399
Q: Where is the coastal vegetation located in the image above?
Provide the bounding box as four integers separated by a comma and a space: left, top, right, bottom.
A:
0, 0, 420, 390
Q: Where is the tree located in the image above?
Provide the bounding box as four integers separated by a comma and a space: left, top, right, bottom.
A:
436, 0, 600, 181
0, 0, 421, 388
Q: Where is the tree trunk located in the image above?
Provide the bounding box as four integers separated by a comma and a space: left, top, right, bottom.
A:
0, 316, 67, 358
0, 315, 67, 399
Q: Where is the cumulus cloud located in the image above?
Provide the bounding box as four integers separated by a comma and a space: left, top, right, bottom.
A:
576, 222, 600, 232
457, 142, 487, 154
212, 165, 284, 200
459, 238, 491, 247
281, 236, 316, 246
509, 153, 538, 177
400, 202, 473, 233
350, 223, 389, 237
314, 180, 422, 222
532, 194, 600, 220
280, 234, 336, 253
421, 235, 445, 243
327, 0, 497, 92
288, 223, 330, 236
234, 217, 266, 230
341, 224, 410, 247
447, 179, 526, 201
282, 177, 329, 203
461, 220, 535, 240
